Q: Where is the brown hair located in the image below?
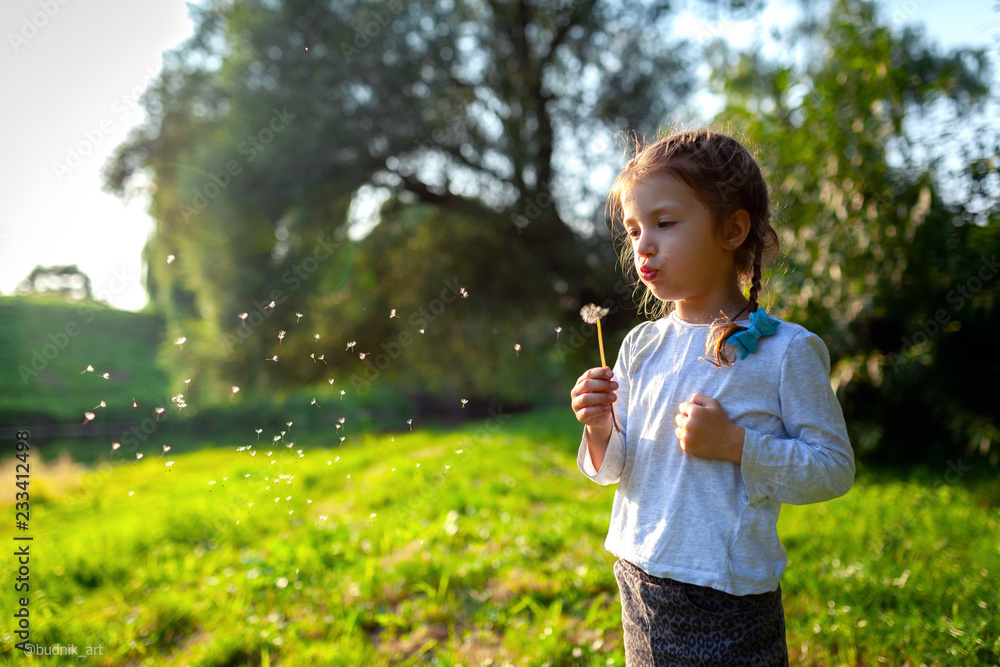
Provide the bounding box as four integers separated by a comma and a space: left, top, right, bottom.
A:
606, 128, 779, 366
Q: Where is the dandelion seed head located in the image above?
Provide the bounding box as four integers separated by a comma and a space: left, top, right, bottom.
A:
111, 442, 121, 450
358, 352, 366, 359
136, 453, 143, 460
346, 341, 356, 350
163, 445, 171, 452
460, 287, 469, 298
580, 303, 609, 324
278, 330, 286, 342
461, 399, 468, 407
83, 364, 94, 373
83, 412, 96, 422
155, 406, 166, 415
166, 254, 176, 264
389, 308, 397, 318
267, 355, 278, 362
101, 372, 110, 380
267, 300, 276, 309
328, 378, 335, 385
295, 312, 303, 321
239, 312, 249, 320
175, 336, 187, 346
232, 385, 240, 394
95, 400, 106, 408
340, 390, 346, 398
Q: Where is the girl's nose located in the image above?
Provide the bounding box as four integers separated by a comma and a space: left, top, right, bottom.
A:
636, 233, 655, 257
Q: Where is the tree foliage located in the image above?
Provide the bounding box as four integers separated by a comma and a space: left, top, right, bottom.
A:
709, 0, 999, 463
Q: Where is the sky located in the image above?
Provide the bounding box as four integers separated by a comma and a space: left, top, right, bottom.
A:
0, 0, 997, 311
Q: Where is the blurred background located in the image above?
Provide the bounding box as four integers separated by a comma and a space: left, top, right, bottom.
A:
1, 0, 998, 462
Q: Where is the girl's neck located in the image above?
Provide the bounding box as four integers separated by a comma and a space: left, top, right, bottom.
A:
673, 293, 750, 325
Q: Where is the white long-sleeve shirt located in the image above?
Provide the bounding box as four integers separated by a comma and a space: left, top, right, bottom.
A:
578, 311, 855, 595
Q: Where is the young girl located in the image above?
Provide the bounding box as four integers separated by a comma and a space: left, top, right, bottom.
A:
570, 129, 855, 666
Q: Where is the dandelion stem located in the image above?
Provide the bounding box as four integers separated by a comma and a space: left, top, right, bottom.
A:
597, 320, 608, 369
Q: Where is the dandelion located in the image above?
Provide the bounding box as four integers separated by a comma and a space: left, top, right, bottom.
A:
266, 300, 276, 309
112, 442, 121, 450
346, 341, 356, 351
460, 287, 469, 298
455, 449, 464, 454
81, 364, 94, 374
94, 400, 106, 409
239, 312, 249, 320
580, 303, 620, 433
167, 254, 176, 264
83, 412, 96, 423
311, 397, 321, 407
358, 352, 367, 360
338, 417, 346, 425
314, 333, 321, 341
155, 406, 166, 416
209, 480, 216, 486
255, 428, 262, 440
461, 399, 468, 408
514, 343, 521, 356
267, 355, 278, 362
232, 386, 240, 394
339, 436, 345, 444
101, 372, 110, 380
131, 397, 139, 409
184, 378, 192, 384
295, 312, 303, 321
278, 330, 286, 345
317, 354, 326, 364
165, 461, 175, 467
136, 453, 143, 461
370, 512, 377, 519
163, 445, 171, 453
175, 336, 187, 348
390, 308, 397, 318
419, 329, 425, 334
286, 421, 293, 431
406, 419, 413, 430
555, 326, 562, 339
328, 378, 335, 386
340, 390, 346, 399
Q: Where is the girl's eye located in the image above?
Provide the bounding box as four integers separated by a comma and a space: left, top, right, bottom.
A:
658, 220, 676, 228
627, 229, 640, 239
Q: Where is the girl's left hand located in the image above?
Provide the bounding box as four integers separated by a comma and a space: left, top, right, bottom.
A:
675, 392, 745, 464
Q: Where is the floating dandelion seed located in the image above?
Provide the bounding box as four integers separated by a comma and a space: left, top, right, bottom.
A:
328, 378, 335, 386
278, 330, 286, 344
311, 397, 320, 407
314, 333, 321, 341
338, 417, 346, 425
166, 254, 175, 264
155, 406, 166, 415
370, 513, 377, 519
163, 445, 171, 453
136, 453, 143, 461
455, 449, 464, 454
101, 372, 110, 380
267, 300, 276, 309
460, 287, 469, 298
359, 352, 367, 360
267, 355, 278, 362
239, 312, 249, 320
175, 336, 187, 348
232, 386, 240, 394
255, 428, 262, 440
346, 341, 356, 351
165, 461, 174, 467
406, 419, 413, 430
555, 326, 562, 339
389, 309, 397, 318
273, 435, 281, 443
295, 312, 303, 321
131, 398, 139, 409
245, 473, 251, 478
208, 480, 215, 486
83, 412, 96, 423
128, 491, 134, 496
184, 378, 191, 384
81, 364, 94, 374
419, 328, 425, 334
580, 303, 620, 433
461, 399, 468, 408
94, 400, 106, 409
340, 390, 346, 399
317, 354, 326, 364
286, 421, 293, 431
514, 343, 521, 356
112, 442, 121, 450
320, 515, 327, 521
339, 436, 345, 444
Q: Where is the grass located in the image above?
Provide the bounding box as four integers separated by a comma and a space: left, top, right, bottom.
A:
0, 296, 169, 424
0, 409, 997, 666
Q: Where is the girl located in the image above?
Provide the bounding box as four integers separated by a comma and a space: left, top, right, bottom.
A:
570, 129, 855, 666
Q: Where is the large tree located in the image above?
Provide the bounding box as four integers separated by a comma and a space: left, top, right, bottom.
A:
106, 0, 753, 401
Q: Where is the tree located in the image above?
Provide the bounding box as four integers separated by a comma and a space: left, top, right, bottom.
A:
709, 0, 999, 463
15, 265, 94, 301
105, 0, 759, 401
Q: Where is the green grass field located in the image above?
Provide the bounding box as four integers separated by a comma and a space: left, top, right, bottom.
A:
0, 409, 997, 666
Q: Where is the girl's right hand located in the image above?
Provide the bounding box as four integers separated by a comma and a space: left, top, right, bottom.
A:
571, 367, 618, 429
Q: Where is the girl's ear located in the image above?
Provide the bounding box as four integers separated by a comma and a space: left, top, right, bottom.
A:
723, 210, 751, 249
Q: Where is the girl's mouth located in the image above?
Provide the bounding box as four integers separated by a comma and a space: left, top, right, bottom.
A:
639, 266, 658, 281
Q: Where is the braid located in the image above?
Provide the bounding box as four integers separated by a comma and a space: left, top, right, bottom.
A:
748, 245, 763, 314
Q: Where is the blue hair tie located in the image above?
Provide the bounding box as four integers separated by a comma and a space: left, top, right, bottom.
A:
729, 309, 780, 359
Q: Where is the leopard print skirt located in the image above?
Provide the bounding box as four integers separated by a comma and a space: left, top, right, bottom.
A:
613, 558, 789, 667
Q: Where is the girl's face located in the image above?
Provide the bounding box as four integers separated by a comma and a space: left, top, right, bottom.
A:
621, 172, 737, 317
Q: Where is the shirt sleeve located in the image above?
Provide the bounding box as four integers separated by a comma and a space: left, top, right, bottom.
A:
740, 330, 855, 505
577, 334, 630, 486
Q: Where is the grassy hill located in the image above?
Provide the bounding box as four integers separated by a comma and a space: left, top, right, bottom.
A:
0, 296, 170, 425
0, 409, 997, 666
